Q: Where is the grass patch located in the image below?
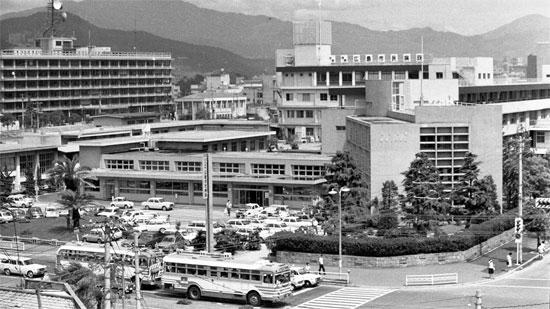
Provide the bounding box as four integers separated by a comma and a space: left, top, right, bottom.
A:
0, 216, 96, 241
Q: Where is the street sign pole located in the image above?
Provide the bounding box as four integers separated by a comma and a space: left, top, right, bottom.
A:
203, 154, 213, 252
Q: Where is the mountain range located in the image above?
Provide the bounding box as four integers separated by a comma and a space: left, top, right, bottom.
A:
1, 0, 549, 78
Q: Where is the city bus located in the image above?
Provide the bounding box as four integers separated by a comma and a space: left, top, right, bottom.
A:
56, 242, 164, 286
161, 252, 292, 306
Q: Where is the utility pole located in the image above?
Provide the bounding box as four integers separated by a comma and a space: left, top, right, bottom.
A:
134, 232, 142, 309
103, 225, 111, 309
517, 127, 525, 264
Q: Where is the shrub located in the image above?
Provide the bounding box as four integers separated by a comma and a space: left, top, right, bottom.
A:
270, 210, 515, 257
377, 214, 398, 230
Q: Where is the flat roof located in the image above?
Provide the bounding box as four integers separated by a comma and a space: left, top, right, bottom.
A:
180, 92, 247, 100
0, 143, 60, 154
62, 119, 269, 137
91, 112, 160, 119
107, 149, 331, 161
348, 116, 410, 125
78, 130, 274, 147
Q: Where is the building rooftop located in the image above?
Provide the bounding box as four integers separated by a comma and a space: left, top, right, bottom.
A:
180, 92, 247, 100
77, 130, 274, 147
349, 116, 410, 125
91, 112, 160, 119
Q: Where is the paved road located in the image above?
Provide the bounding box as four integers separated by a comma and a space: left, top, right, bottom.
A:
293, 287, 395, 309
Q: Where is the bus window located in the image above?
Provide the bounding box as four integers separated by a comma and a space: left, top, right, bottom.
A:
263, 274, 273, 284
240, 271, 250, 280
231, 269, 239, 279
220, 268, 228, 278
251, 271, 261, 281
210, 266, 218, 277
197, 266, 206, 276
187, 266, 196, 275
177, 265, 186, 274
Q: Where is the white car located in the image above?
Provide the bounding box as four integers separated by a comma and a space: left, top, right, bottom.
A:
263, 221, 292, 233
97, 206, 120, 219
282, 216, 311, 230
186, 221, 224, 234
0, 210, 14, 223
0, 254, 47, 278
6, 194, 34, 208
290, 267, 322, 289
226, 219, 252, 230
119, 210, 155, 224
134, 219, 172, 233
141, 197, 174, 211
236, 203, 263, 218
258, 205, 289, 219
110, 197, 134, 209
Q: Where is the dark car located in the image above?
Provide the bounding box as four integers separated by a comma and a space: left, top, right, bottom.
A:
8, 208, 30, 222
27, 207, 44, 219
120, 230, 165, 249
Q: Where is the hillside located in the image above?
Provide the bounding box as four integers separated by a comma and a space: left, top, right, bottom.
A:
2, 0, 544, 60
0, 12, 273, 79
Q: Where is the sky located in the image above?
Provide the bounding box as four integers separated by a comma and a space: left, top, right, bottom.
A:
1, 0, 549, 35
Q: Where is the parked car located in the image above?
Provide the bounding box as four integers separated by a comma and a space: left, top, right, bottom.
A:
110, 197, 134, 209
26, 207, 44, 219
226, 219, 252, 230
80, 203, 105, 216
97, 206, 120, 219
122, 210, 166, 225
258, 205, 289, 219
0, 254, 47, 278
263, 221, 292, 233
133, 219, 172, 233
141, 197, 174, 211
82, 227, 123, 243
235, 203, 263, 218
120, 231, 166, 249
45, 205, 62, 218
6, 194, 34, 208
0, 210, 14, 223
290, 266, 321, 289
281, 216, 311, 230
155, 234, 190, 253
186, 220, 224, 234
7, 208, 29, 222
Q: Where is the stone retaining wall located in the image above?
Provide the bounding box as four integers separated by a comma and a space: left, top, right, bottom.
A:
275, 228, 514, 268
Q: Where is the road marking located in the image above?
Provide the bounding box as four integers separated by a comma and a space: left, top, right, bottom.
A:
293, 287, 395, 309
510, 278, 550, 281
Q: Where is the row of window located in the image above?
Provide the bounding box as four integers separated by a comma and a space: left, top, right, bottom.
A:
286, 110, 314, 118
285, 93, 338, 102
4, 59, 171, 67
105, 159, 323, 176
164, 262, 288, 283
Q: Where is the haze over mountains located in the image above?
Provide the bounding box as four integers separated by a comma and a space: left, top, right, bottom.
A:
1, 0, 548, 77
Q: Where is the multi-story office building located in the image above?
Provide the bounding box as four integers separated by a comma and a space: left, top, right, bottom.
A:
176, 91, 248, 120
346, 78, 503, 202
274, 20, 492, 146
0, 36, 173, 123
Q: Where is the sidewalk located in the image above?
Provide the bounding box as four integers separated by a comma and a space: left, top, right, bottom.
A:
239, 237, 540, 289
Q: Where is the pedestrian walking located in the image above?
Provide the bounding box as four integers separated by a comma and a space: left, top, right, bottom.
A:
488, 259, 495, 279
225, 200, 232, 217
506, 252, 513, 271
318, 255, 326, 275
538, 241, 546, 260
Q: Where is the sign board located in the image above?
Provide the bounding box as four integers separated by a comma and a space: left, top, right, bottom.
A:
535, 198, 550, 208
202, 154, 209, 199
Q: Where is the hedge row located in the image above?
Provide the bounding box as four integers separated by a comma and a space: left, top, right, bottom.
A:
268, 211, 515, 257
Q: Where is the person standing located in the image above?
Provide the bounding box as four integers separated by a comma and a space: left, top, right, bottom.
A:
318, 255, 326, 275
488, 259, 495, 279
225, 200, 232, 217
506, 253, 513, 271
304, 262, 311, 273
538, 241, 546, 260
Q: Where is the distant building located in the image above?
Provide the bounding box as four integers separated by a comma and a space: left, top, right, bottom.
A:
91, 112, 161, 127
526, 42, 550, 81
176, 91, 247, 120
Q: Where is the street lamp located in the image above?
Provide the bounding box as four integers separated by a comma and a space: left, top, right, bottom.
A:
329, 186, 350, 274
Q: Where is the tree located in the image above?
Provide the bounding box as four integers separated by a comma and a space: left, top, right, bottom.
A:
195, 107, 211, 120
0, 113, 17, 129
323, 151, 370, 226
46, 155, 96, 229
55, 262, 103, 309
380, 180, 399, 213
67, 113, 82, 124
401, 152, 447, 219
58, 190, 93, 229
470, 175, 500, 214
502, 134, 530, 210
523, 155, 550, 200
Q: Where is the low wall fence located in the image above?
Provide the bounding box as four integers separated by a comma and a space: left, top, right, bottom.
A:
275, 228, 514, 268
0, 235, 66, 247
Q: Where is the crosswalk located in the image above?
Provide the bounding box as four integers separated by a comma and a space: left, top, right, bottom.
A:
293, 287, 395, 309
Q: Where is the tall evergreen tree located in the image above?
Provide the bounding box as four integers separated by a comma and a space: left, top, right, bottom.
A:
380, 180, 399, 213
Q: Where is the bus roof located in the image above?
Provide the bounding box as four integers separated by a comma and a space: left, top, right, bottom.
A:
57, 243, 164, 257
163, 253, 289, 272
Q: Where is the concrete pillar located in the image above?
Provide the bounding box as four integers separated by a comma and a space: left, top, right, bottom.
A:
313, 72, 317, 86
338, 71, 342, 86
351, 71, 356, 86
14, 155, 21, 193
326, 72, 330, 86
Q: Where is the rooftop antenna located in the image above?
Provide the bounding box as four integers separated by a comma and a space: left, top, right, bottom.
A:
317, 0, 322, 65
133, 17, 137, 52
43, 0, 67, 37
420, 36, 424, 106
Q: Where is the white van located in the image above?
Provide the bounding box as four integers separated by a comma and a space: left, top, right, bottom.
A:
0, 254, 47, 278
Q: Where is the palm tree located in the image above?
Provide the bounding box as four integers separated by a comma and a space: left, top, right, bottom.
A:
56, 262, 103, 309
46, 155, 96, 192
59, 190, 93, 229
46, 155, 96, 229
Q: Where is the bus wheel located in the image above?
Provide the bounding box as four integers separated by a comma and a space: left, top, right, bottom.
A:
4, 269, 11, 276
187, 285, 201, 300
247, 291, 261, 306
